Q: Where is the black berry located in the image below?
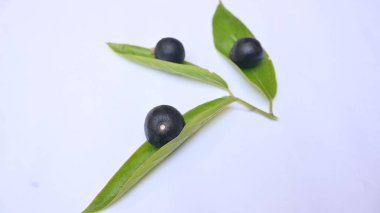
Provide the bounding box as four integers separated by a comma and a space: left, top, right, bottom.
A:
230, 37, 264, 68
144, 105, 185, 148
154, 37, 185, 63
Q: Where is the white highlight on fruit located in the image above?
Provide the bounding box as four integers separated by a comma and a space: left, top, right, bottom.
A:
159, 124, 166, 131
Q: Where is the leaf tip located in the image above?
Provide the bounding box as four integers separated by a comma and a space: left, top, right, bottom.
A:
107, 42, 123, 54
81, 205, 99, 213
106, 42, 116, 49
217, 0, 226, 9
81, 199, 105, 213
81, 208, 91, 213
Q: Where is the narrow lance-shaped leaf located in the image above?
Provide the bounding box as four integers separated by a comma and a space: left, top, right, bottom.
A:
212, 2, 277, 111
108, 42, 229, 90
82, 96, 236, 213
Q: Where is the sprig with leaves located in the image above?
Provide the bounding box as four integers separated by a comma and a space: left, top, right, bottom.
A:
83, 2, 278, 213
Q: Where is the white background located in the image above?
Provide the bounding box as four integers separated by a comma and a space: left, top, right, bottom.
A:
1, 0, 379, 212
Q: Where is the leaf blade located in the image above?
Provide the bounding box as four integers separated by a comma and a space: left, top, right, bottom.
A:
82, 96, 236, 213
107, 42, 229, 90
212, 2, 277, 100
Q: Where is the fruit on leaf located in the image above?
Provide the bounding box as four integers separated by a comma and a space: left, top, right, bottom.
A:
230, 37, 264, 68
154, 37, 185, 63
144, 105, 185, 148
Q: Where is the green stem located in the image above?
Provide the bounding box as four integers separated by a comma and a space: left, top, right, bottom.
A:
233, 97, 277, 120
227, 88, 234, 97
225, 88, 277, 120
269, 100, 273, 114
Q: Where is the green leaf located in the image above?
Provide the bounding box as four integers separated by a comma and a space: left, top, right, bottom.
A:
212, 2, 277, 105
107, 43, 229, 90
82, 96, 236, 213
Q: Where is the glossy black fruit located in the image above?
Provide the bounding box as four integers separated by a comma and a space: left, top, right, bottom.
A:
154, 37, 185, 63
144, 105, 185, 148
230, 37, 264, 68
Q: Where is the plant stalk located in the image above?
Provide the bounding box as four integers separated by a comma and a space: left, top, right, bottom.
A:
233, 97, 277, 120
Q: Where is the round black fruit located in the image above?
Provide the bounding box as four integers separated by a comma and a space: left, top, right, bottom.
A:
154, 37, 185, 63
144, 105, 185, 148
230, 37, 264, 68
